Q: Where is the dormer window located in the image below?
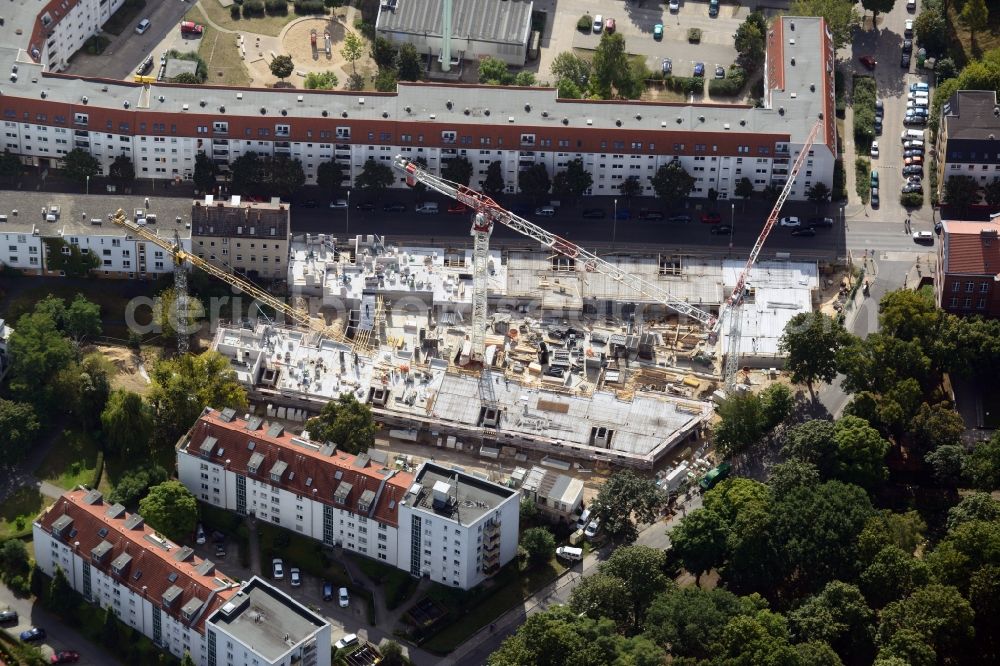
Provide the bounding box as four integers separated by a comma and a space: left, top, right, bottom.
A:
275, 124, 290, 137
441, 131, 456, 144
520, 133, 536, 146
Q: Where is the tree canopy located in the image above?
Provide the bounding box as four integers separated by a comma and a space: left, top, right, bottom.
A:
551, 158, 593, 199
101, 389, 154, 457
650, 161, 695, 202
61, 148, 101, 183
355, 158, 395, 192
590, 470, 666, 543
269, 55, 294, 81
0, 399, 40, 463
139, 480, 198, 543
779, 311, 852, 394
304, 394, 376, 454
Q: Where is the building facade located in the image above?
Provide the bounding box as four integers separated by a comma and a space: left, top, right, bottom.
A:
0, 16, 835, 202
191, 196, 291, 279
936, 219, 1000, 317
940, 90, 1000, 192
24, 0, 128, 73
177, 408, 520, 589
517, 465, 584, 524
33, 488, 330, 666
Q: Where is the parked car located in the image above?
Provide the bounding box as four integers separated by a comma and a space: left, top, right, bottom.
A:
289, 568, 301, 587
701, 211, 721, 223
875, 99, 884, 115
791, 227, 816, 237
902, 183, 923, 194
20, 627, 45, 642
905, 155, 923, 166
584, 519, 601, 538
356, 201, 375, 211
180, 21, 204, 36
50, 652, 80, 664
871, 187, 880, 208
913, 230, 933, 244
905, 19, 914, 36
0, 609, 18, 624
709, 224, 732, 235
195, 524, 206, 545
809, 217, 834, 228
903, 38, 913, 53
415, 202, 439, 214
874, 118, 883, 135
135, 18, 151, 35
693, 62, 705, 77
870, 169, 879, 187
668, 214, 692, 223
654, 23, 664, 40
329, 199, 348, 209
335, 633, 359, 650
935, 221, 942, 234
903, 165, 924, 176
338, 587, 350, 608
670, 0, 681, 10
859, 55, 877, 70
870, 141, 879, 158
136, 56, 153, 75
214, 543, 226, 559
593, 14, 604, 33
272, 558, 284, 580
605, 17, 616, 33
323, 581, 334, 601
661, 58, 672, 75
715, 65, 725, 79
778, 216, 801, 227
556, 546, 584, 561
639, 209, 664, 220
383, 202, 406, 212
614, 208, 632, 220
910, 82, 929, 92
901, 51, 911, 68
709, 0, 719, 16
699, 462, 731, 491
907, 0, 916, 10
582, 208, 606, 219
535, 206, 556, 217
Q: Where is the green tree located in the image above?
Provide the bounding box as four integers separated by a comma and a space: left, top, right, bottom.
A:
670, 508, 728, 583
193, 152, 218, 192
109, 155, 135, 184
568, 573, 632, 630
180, 652, 196, 666
341, 32, 363, 75
374, 68, 398, 92
370, 36, 397, 70
514, 71, 536, 86
860, 545, 931, 608
0, 149, 22, 182
441, 156, 473, 185
0, 539, 30, 579
101, 390, 154, 457
61, 147, 101, 183
985, 178, 1000, 208
734, 13, 766, 72
649, 161, 695, 203
518, 163, 551, 198
768, 460, 820, 496
479, 56, 513, 85
857, 510, 926, 563
760, 383, 793, 429
107, 463, 168, 509
909, 401, 964, 454
944, 175, 980, 216
735, 177, 754, 207
304, 394, 376, 454
65, 352, 113, 432
48, 566, 78, 615
64, 293, 101, 342
518, 496, 538, 521
139, 480, 198, 542
316, 160, 345, 196
837, 333, 932, 397
590, 32, 630, 98
379, 640, 409, 666
877, 629, 936, 666
914, 8, 948, 57
833, 415, 890, 488
779, 311, 851, 396
590, 470, 666, 543
969, 565, 1000, 663
482, 161, 505, 197
100, 604, 120, 649
925, 445, 967, 486
715, 610, 801, 665
355, 158, 395, 192
0, 399, 40, 462
269, 54, 294, 82
172, 72, 201, 85
29, 564, 46, 601
790, 0, 860, 49
519, 527, 556, 565
230, 151, 264, 195
8, 310, 76, 410
877, 288, 942, 345
959, 0, 989, 47
644, 586, 758, 660
713, 390, 766, 456
269, 156, 306, 197
557, 78, 584, 99
876, 584, 975, 658
550, 51, 590, 89
148, 351, 247, 446
551, 158, 593, 199
947, 492, 1000, 530
153, 286, 205, 343
599, 545, 670, 630
782, 419, 839, 477
807, 182, 831, 204
966, 433, 1000, 490
396, 43, 422, 81
788, 580, 874, 660
303, 71, 340, 89
861, 0, 895, 25
619, 176, 642, 200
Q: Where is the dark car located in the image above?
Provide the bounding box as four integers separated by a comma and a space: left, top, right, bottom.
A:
215, 543, 227, 558
20, 627, 45, 642
582, 208, 606, 219
614, 209, 632, 220
382, 202, 406, 213
808, 216, 834, 228
902, 184, 923, 194
668, 214, 692, 223
639, 209, 664, 220
874, 118, 883, 135
903, 165, 924, 176
935, 221, 942, 234
709, 0, 719, 16
901, 52, 912, 68
51, 652, 80, 664
322, 580, 334, 602
0, 609, 17, 624
701, 211, 721, 224
709, 224, 732, 235
355, 202, 376, 211
661, 58, 672, 75
904, 148, 924, 157
903, 38, 913, 52
693, 62, 705, 77
791, 227, 816, 237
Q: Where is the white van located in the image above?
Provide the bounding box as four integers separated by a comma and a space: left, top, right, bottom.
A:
415, 202, 439, 214
901, 129, 925, 143
575, 508, 592, 531
904, 139, 925, 150
556, 546, 584, 562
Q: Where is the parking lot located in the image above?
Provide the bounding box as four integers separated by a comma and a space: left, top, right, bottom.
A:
534, 0, 743, 87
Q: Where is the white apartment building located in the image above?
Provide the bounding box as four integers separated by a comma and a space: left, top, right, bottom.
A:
0, 16, 836, 201
12, 0, 129, 73
33, 488, 330, 666
177, 407, 521, 589
397, 461, 519, 589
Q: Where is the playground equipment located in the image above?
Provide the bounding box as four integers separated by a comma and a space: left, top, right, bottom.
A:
324, 31, 332, 57
310, 29, 317, 51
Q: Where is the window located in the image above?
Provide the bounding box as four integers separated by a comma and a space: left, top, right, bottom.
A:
442, 131, 457, 144
213, 121, 228, 134
981, 282, 990, 293
967, 282, 975, 293
275, 124, 290, 137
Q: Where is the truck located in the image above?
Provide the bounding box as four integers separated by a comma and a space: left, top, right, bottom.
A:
698, 462, 732, 492
180, 21, 204, 35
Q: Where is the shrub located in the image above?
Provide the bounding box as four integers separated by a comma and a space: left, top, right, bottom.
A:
688, 28, 702, 43
293, 0, 325, 14
230, 4, 241, 19
709, 77, 742, 96
7, 575, 29, 596
901, 192, 924, 207
833, 158, 847, 201
664, 76, 703, 95
855, 156, 871, 204
265, 0, 287, 14
727, 65, 747, 89
852, 76, 877, 151
834, 69, 846, 117
242, 0, 264, 16
84, 35, 110, 55
578, 15, 592, 32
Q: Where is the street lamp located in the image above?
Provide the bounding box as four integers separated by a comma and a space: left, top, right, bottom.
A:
729, 201, 735, 249
85, 174, 90, 196
346, 189, 351, 239
612, 198, 618, 248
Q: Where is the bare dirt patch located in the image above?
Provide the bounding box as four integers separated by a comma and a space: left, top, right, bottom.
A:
278, 17, 376, 82
91, 344, 158, 395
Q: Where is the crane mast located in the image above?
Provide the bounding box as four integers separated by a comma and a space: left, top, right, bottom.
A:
722, 120, 824, 391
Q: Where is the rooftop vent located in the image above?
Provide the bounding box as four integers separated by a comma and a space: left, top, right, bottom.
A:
508, 116, 515, 123
40, 90, 46, 98
82, 96, 88, 104
358, 97, 365, 105
342, 111, 348, 118
446, 100, 453, 109
382, 111, 388, 118
676, 117, 682, 124
698, 115, 705, 122
586, 118, 592, 125
484, 109, 490, 116
200, 100, 206, 107
810, 83, 816, 92
297, 95, 303, 102
260, 107, 266, 115
464, 108, 470, 115
991, 134, 997, 140
562, 118, 568, 125
219, 105, 225, 113
405, 106, 411, 113
994, 107, 1000, 117
182, 103, 189, 111
524, 104, 531, 112
281, 109, 287, 116
101, 86, 108, 93
615, 119, 622, 127
790, 21, 795, 30
158, 95, 164, 102
123, 101, 130, 108
779, 107, 785, 116
818, 112, 824, 119
236, 92, 243, 99
740, 119, 746, 126
322, 110, 328, 117
542, 111, 548, 117
635, 113, 642, 120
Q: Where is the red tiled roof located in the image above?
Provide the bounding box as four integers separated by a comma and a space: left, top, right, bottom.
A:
37, 490, 239, 633
942, 219, 1000, 275
28, 0, 84, 63
185, 409, 413, 527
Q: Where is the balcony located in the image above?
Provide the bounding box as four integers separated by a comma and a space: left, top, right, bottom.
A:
274, 141, 291, 153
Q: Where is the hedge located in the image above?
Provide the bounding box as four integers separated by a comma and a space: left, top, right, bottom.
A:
900, 192, 924, 207
833, 158, 847, 201
293, 0, 325, 14
578, 15, 592, 32
265, 0, 288, 14
852, 76, 877, 151
665, 76, 704, 96
709, 77, 742, 97
855, 156, 871, 204
834, 69, 846, 118
242, 0, 265, 16
90, 451, 105, 489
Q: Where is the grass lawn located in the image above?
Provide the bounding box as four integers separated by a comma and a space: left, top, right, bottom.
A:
196, 0, 306, 38
0, 487, 45, 540
947, 5, 1000, 64
36, 429, 102, 491
102, 0, 147, 36
420, 557, 567, 654
185, 8, 253, 87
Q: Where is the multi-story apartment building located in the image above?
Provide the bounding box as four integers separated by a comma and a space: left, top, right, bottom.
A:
176, 407, 520, 589
940, 90, 1000, 190
0, 15, 835, 201
33, 488, 330, 666
0, 191, 192, 278
397, 461, 519, 589
936, 218, 1000, 317
10, 0, 129, 73
191, 197, 291, 279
